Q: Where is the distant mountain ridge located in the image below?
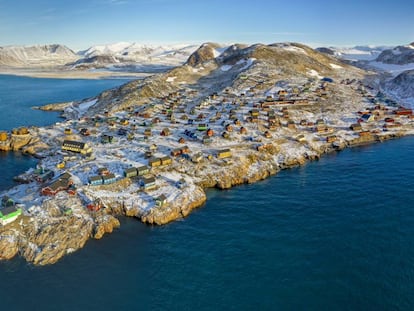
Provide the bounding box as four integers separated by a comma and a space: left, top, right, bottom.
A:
71, 42, 199, 70
0, 42, 200, 71
376, 43, 414, 65
0, 44, 78, 67
316, 45, 389, 61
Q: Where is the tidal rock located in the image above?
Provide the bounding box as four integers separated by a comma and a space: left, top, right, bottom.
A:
0, 230, 19, 260
93, 215, 120, 239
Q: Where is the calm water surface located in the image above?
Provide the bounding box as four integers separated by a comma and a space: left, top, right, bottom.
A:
0, 76, 413, 310
0, 74, 131, 189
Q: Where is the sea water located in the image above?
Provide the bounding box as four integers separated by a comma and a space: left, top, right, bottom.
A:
0, 76, 414, 310
0, 74, 131, 190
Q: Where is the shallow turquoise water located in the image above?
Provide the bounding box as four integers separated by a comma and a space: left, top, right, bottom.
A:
0, 76, 414, 310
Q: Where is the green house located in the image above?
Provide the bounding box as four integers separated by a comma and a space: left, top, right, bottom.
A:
197, 124, 207, 131
0, 206, 22, 226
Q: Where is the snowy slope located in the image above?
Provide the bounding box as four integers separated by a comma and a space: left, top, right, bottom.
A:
376, 43, 414, 65
0, 44, 79, 67
316, 45, 389, 61
76, 42, 199, 68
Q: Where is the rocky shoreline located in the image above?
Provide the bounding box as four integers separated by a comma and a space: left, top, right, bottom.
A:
0, 129, 407, 264
1, 42, 413, 265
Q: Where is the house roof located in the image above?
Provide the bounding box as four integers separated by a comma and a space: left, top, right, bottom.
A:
0, 205, 19, 216
89, 176, 103, 182
102, 173, 116, 181
63, 140, 85, 149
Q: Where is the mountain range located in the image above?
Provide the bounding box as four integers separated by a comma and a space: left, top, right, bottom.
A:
1, 41, 413, 107
0, 43, 199, 71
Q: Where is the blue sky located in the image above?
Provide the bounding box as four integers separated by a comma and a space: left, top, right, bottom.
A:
0, 0, 413, 50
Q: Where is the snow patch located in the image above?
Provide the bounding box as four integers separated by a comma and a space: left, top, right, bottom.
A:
220, 65, 232, 72
283, 45, 307, 54
368, 61, 414, 76
307, 69, 322, 79
238, 58, 256, 71
330, 63, 342, 69
166, 76, 177, 82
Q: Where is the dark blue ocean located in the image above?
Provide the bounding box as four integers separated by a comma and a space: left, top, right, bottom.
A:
1, 75, 414, 310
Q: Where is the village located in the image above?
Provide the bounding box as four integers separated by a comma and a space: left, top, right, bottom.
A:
1, 73, 413, 229
1, 41, 414, 265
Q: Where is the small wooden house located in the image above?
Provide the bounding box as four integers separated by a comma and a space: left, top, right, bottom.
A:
120, 119, 129, 126
160, 156, 172, 166
326, 135, 337, 143
180, 145, 190, 154
222, 132, 230, 139
36, 169, 54, 183
225, 124, 234, 132
62, 140, 92, 155
350, 123, 362, 131
197, 124, 207, 131
161, 128, 171, 136
155, 194, 167, 207
206, 128, 214, 137
124, 167, 138, 178
137, 165, 150, 176
240, 127, 247, 134
395, 107, 413, 116
359, 114, 375, 122
217, 149, 232, 159
141, 176, 156, 190
144, 129, 152, 137
41, 173, 73, 196
102, 173, 116, 185
0, 205, 22, 226
64, 128, 72, 135
148, 157, 161, 168
101, 134, 114, 144
89, 175, 103, 186
80, 128, 90, 136
295, 134, 306, 142
171, 148, 182, 157
287, 120, 296, 130
178, 137, 186, 144
250, 109, 259, 117
264, 131, 272, 138
203, 136, 213, 144
191, 152, 203, 163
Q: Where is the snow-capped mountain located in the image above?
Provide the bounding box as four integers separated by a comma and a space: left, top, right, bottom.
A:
375, 43, 414, 65
316, 45, 389, 61
0, 44, 78, 67
382, 69, 414, 108
73, 42, 199, 69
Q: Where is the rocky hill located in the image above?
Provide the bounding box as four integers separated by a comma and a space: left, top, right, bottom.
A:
382, 69, 414, 106
376, 43, 414, 65
71, 42, 199, 71
0, 44, 79, 67
81, 41, 361, 116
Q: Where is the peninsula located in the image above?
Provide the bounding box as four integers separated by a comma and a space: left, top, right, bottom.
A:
0, 42, 413, 265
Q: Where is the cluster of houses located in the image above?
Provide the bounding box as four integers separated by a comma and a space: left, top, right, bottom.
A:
4, 74, 412, 227
88, 168, 117, 186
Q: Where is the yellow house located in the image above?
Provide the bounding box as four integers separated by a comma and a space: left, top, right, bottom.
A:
217, 149, 232, 159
